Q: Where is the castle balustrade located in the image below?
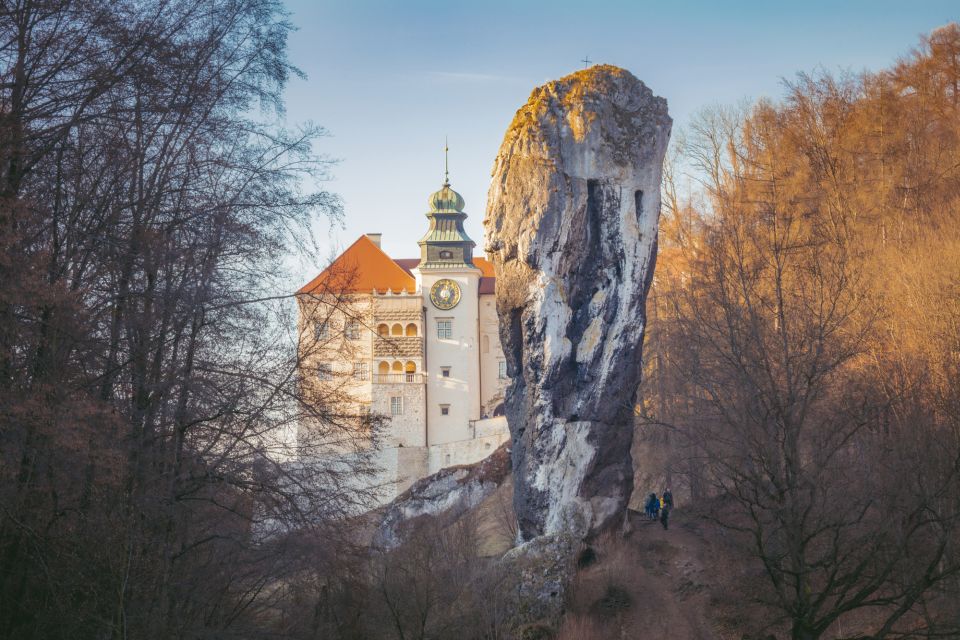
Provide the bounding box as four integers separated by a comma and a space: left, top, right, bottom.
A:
373, 373, 425, 384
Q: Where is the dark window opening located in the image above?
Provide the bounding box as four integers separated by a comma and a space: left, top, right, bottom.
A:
586, 179, 601, 245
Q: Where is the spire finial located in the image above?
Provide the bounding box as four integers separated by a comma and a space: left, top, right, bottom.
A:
444, 136, 450, 186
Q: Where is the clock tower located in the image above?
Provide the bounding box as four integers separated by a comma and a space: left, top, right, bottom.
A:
414, 172, 482, 445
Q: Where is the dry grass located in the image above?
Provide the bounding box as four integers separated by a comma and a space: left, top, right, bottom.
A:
559, 511, 744, 640
555, 614, 615, 640
564, 529, 644, 637
473, 476, 516, 557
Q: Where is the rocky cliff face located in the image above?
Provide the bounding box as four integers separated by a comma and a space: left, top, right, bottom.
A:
484, 65, 670, 540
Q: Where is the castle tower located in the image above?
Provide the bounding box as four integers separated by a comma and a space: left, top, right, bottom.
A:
414, 171, 482, 445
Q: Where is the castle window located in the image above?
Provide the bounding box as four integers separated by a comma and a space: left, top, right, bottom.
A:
405, 323, 418, 337
498, 360, 507, 380
482, 334, 490, 353
358, 404, 372, 428
436, 319, 452, 339
377, 323, 389, 337
353, 362, 369, 381
441, 367, 451, 378
377, 361, 390, 375
405, 361, 417, 382
345, 320, 361, 340
317, 363, 332, 381
440, 404, 450, 416
391, 323, 403, 336
315, 321, 329, 340
391, 396, 403, 416
439, 250, 453, 260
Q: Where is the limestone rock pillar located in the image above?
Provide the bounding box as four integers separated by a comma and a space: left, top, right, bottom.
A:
483, 65, 671, 540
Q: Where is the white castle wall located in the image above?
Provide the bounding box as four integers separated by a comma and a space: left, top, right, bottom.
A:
473, 416, 508, 439
370, 416, 510, 504
372, 381, 426, 447
427, 417, 510, 474
478, 294, 508, 417
416, 267, 483, 445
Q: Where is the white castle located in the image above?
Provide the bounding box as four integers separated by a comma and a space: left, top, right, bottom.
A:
296, 175, 510, 501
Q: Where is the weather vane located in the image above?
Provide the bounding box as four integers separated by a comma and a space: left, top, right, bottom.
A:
444, 136, 450, 186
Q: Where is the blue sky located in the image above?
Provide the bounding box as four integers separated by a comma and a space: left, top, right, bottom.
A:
280, 1, 957, 282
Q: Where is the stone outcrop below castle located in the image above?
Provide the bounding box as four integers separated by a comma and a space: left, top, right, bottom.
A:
373, 443, 510, 549
484, 65, 671, 540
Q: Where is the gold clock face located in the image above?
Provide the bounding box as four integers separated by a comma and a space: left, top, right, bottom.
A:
430, 279, 461, 310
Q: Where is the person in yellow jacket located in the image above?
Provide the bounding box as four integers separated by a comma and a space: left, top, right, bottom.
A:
659, 488, 674, 530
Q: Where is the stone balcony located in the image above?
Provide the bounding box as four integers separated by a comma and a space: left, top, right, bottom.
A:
372, 373, 425, 384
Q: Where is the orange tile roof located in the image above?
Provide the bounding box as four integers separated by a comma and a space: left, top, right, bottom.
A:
473, 256, 496, 278
297, 235, 416, 295
299, 236, 499, 296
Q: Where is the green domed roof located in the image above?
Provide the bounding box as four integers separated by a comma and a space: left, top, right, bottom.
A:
428, 182, 465, 213
418, 178, 475, 268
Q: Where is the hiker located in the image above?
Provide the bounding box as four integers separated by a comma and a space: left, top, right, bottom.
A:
644, 493, 659, 520
662, 488, 674, 511
660, 488, 674, 530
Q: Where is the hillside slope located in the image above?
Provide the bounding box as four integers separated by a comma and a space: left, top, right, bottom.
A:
558, 509, 771, 639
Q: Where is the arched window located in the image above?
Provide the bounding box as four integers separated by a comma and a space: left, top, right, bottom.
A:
391, 323, 403, 336
439, 250, 453, 259
493, 403, 505, 417
391, 361, 403, 373
405, 361, 416, 382
405, 323, 418, 337
482, 334, 490, 353
377, 323, 389, 337
377, 361, 390, 375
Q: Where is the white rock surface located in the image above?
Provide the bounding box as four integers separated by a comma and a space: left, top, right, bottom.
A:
484, 65, 671, 540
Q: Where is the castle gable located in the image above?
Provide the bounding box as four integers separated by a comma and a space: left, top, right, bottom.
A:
298, 235, 416, 295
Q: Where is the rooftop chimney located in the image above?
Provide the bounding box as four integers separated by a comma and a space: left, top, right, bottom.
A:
365, 233, 382, 248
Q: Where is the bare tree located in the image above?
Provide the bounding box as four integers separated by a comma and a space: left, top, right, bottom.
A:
0, 2, 378, 638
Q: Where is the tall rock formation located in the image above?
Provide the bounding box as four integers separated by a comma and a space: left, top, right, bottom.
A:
484, 65, 670, 540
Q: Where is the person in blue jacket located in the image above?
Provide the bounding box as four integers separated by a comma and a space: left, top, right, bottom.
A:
644, 492, 659, 520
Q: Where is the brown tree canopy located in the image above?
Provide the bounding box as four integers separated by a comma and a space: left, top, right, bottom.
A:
642, 23, 960, 640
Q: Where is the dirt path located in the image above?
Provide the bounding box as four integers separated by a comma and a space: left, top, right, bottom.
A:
562, 510, 747, 639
